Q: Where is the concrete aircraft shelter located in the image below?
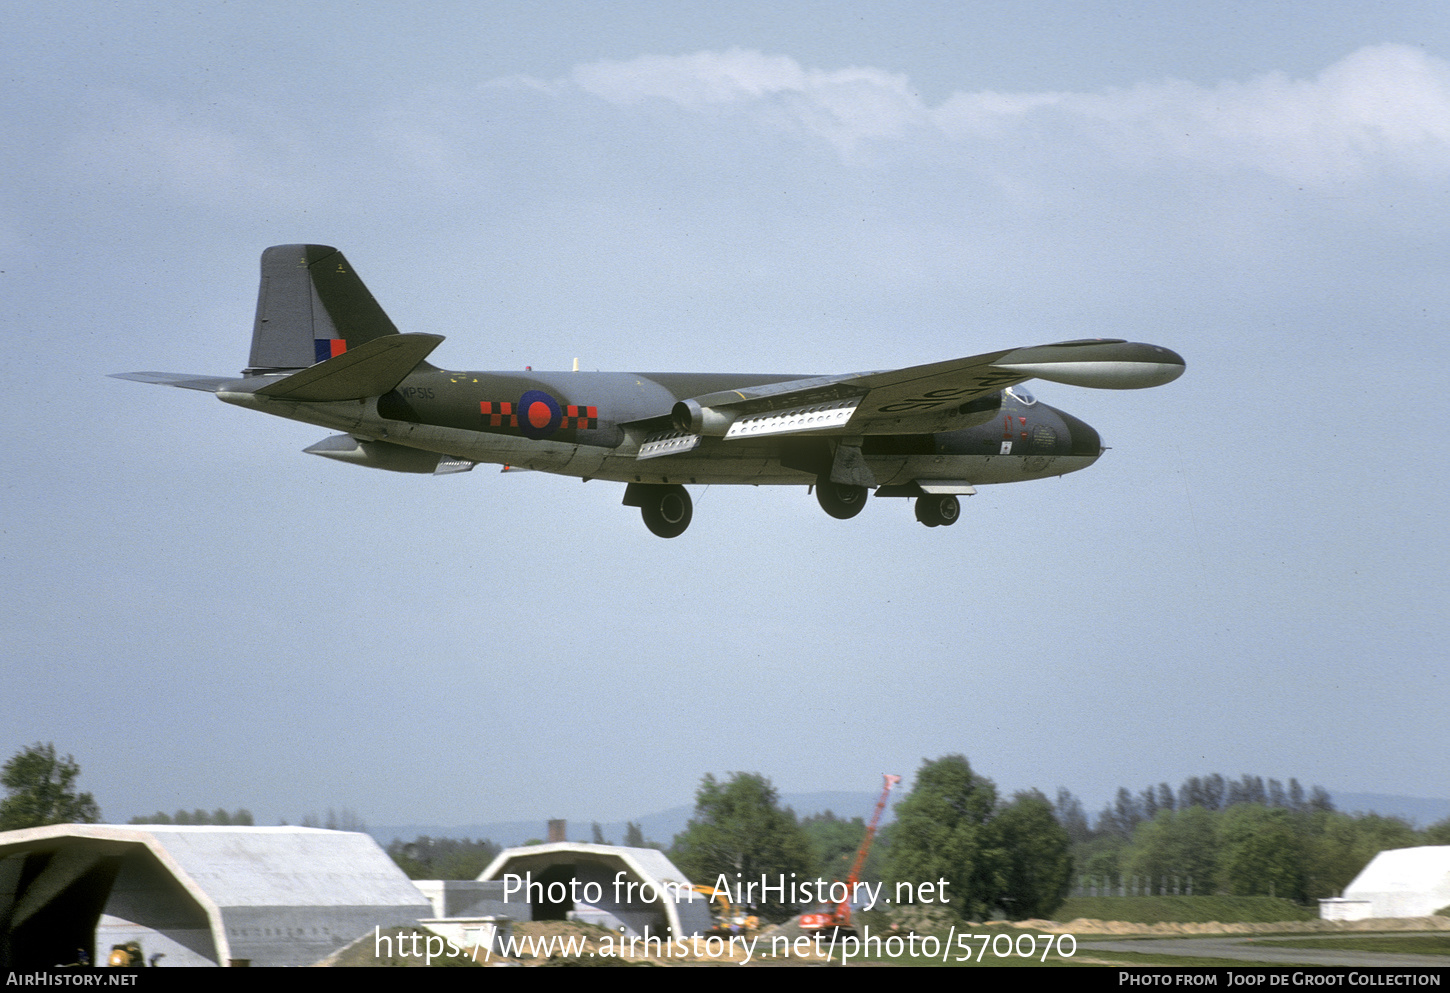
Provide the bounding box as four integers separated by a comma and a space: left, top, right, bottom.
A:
0, 824, 431, 968
478, 842, 714, 938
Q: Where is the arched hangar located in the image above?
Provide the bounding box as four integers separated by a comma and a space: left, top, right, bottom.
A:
478, 842, 714, 938
0, 824, 430, 967
1319, 845, 1450, 920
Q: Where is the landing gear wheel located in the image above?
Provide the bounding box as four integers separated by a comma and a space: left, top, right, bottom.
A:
816, 477, 868, 520
640, 484, 692, 538
915, 494, 960, 528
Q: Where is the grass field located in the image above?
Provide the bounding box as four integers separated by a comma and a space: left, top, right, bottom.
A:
1054, 895, 1317, 923
1254, 934, 1450, 956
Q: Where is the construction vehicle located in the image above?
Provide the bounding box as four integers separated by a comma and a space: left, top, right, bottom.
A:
106, 942, 144, 967
690, 885, 760, 932
799, 772, 901, 937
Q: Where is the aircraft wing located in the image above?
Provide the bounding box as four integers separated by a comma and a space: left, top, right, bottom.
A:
668, 339, 1185, 441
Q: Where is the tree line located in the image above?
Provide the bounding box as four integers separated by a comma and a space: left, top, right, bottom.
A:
669, 756, 1072, 921
1062, 776, 1450, 904
387, 836, 502, 880
667, 761, 1450, 921
1055, 774, 1336, 845
128, 808, 255, 826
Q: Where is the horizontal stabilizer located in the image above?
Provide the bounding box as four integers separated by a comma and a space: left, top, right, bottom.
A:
109, 371, 236, 393
255, 333, 444, 401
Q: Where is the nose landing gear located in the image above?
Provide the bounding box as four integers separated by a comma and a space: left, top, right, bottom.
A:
914, 494, 960, 528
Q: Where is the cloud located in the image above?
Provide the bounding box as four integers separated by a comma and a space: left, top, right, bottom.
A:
45, 43, 1450, 222
565, 44, 1450, 184
572, 48, 819, 106
569, 47, 927, 150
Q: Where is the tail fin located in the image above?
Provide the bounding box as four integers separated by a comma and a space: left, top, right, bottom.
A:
245, 245, 402, 375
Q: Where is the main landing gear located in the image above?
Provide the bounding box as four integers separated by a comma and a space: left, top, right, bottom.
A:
623, 481, 961, 536
914, 493, 960, 528
816, 477, 868, 520
624, 483, 693, 538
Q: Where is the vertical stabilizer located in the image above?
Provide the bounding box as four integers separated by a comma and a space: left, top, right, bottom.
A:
245, 245, 400, 374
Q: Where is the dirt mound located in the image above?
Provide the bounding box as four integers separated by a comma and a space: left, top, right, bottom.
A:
1027, 916, 1450, 936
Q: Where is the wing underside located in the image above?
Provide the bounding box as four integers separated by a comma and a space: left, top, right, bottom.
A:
645, 339, 1184, 457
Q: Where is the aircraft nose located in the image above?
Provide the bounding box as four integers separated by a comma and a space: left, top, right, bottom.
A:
1057, 410, 1102, 457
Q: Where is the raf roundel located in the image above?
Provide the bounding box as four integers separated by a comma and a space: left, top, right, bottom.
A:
518, 389, 563, 439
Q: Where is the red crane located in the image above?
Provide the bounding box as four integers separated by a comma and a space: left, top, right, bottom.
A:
800, 772, 901, 936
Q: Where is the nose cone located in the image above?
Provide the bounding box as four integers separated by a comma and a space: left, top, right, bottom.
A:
1057, 409, 1102, 457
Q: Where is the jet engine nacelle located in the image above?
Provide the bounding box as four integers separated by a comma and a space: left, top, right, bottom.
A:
671, 399, 736, 436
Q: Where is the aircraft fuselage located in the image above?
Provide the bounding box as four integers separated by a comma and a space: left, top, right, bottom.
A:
218, 367, 1102, 488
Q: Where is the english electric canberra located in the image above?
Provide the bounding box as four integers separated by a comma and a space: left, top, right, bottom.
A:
114, 245, 1184, 537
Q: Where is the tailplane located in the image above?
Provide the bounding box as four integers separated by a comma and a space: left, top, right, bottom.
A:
252, 333, 443, 401
245, 245, 402, 375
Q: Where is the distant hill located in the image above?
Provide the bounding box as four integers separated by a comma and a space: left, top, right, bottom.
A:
1331, 792, 1450, 827
369, 790, 882, 850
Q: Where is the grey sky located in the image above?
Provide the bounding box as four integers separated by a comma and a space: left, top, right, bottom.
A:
3, 2, 1446, 829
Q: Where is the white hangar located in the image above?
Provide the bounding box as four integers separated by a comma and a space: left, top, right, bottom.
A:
478, 842, 714, 938
1319, 845, 1450, 920
0, 824, 431, 967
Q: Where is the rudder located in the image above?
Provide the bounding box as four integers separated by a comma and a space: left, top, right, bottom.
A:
245, 245, 400, 374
